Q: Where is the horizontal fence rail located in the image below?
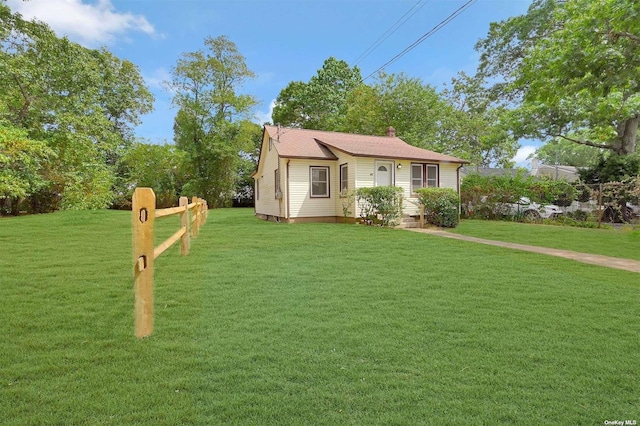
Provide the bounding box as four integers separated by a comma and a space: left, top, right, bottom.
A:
132, 187, 208, 338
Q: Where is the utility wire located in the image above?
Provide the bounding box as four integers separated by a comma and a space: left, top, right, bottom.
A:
353, 0, 429, 66
362, 0, 478, 82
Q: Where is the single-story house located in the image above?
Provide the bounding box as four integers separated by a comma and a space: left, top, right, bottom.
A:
252, 125, 469, 223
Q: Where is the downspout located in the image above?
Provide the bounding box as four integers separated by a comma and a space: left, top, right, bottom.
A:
286, 159, 291, 220
457, 163, 464, 219
277, 156, 282, 221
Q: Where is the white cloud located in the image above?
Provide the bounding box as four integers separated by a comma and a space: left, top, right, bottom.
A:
144, 67, 172, 90
253, 99, 275, 126
6, 0, 158, 46
512, 145, 538, 167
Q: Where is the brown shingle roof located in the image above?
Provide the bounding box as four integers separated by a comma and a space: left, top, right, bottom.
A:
264, 125, 468, 163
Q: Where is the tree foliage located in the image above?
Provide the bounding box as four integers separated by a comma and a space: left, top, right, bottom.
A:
0, 122, 53, 214
272, 62, 518, 167
532, 137, 603, 168
477, 0, 640, 155
168, 36, 259, 207
342, 72, 444, 148
578, 154, 640, 183
272, 57, 362, 130
115, 142, 188, 208
440, 72, 518, 167
0, 3, 154, 211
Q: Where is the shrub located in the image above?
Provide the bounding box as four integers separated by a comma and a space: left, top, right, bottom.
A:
356, 186, 403, 227
415, 187, 460, 228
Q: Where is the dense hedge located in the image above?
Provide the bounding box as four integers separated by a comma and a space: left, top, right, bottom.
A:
414, 187, 460, 228
460, 173, 577, 219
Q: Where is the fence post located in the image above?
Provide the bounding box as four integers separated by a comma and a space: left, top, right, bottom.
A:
180, 196, 190, 256
192, 196, 200, 238
597, 183, 603, 229
132, 188, 156, 338
199, 198, 206, 227
419, 204, 425, 228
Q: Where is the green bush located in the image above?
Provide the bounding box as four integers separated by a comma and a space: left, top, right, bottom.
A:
356, 186, 403, 227
415, 187, 460, 228
460, 173, 578, 221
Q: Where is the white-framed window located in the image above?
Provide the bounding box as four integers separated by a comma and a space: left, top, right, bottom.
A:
411, 163, 439, 192
340, 163, 348, 192
274, 168, 281, 198
411, 164, 423, 193
426, 164, 438, 188
310, 166, 329, 198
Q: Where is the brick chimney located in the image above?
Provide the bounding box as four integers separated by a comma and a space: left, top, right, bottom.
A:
386, 126, 396, 137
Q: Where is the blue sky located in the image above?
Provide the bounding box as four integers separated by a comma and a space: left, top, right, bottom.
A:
6, 0, 537, 166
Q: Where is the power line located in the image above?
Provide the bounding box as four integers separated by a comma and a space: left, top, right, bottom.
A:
362, 0, 478, 82
353, 0, 430, 67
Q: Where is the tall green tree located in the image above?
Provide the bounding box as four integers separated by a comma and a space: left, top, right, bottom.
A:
476, 0, 640, 156
168, 35, 257, 207
272, 57, 362, 130
0, 3, 154, 210
342, 72, 444, 147
440, 72, 518, 167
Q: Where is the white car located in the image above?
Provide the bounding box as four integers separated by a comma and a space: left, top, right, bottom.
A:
503, 197, 564, 221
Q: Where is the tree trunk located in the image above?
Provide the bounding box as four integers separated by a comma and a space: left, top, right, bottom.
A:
614, 115, 638, 155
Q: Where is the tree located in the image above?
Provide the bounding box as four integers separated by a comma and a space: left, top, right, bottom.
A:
272, 57, 362, 130
0, 122, 54, 215
476, 0, 640, 156
341, 72, 517, 166
440, 72, 518, 167
532, 137, 603, 168
168, 36, 258, 207
342, 72, 445, 147
0, 3, 154, 210
234, 121, 262, 206
578, 154, 640, 183
115, 141, 188, 208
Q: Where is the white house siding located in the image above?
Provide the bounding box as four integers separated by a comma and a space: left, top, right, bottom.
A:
395, 161, 418, 216
288, 159, 337, 218
353, 158, 461, 217
355, 157, 376, 188
254, 135, 283, 218
439, 163, 460, 190
333, 152, 357, 218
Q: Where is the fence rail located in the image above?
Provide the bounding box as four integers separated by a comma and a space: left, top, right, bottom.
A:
132, 187, 208, 338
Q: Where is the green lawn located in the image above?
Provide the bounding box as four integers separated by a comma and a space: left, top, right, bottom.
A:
451, 219, 640, 260
1, 208, 638, 425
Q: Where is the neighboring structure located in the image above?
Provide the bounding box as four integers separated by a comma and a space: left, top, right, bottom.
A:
460, 166, 528, 179
530, 158, 579, 182
252, 125, 468, 223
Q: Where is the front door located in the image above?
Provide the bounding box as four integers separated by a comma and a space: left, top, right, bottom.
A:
375, 161, 394, 186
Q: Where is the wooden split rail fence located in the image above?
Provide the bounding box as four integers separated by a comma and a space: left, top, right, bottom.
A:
132, 187, 208, 338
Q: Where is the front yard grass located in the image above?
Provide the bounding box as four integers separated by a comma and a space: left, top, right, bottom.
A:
451, 219, 640, 260
1, 208, 638, 424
